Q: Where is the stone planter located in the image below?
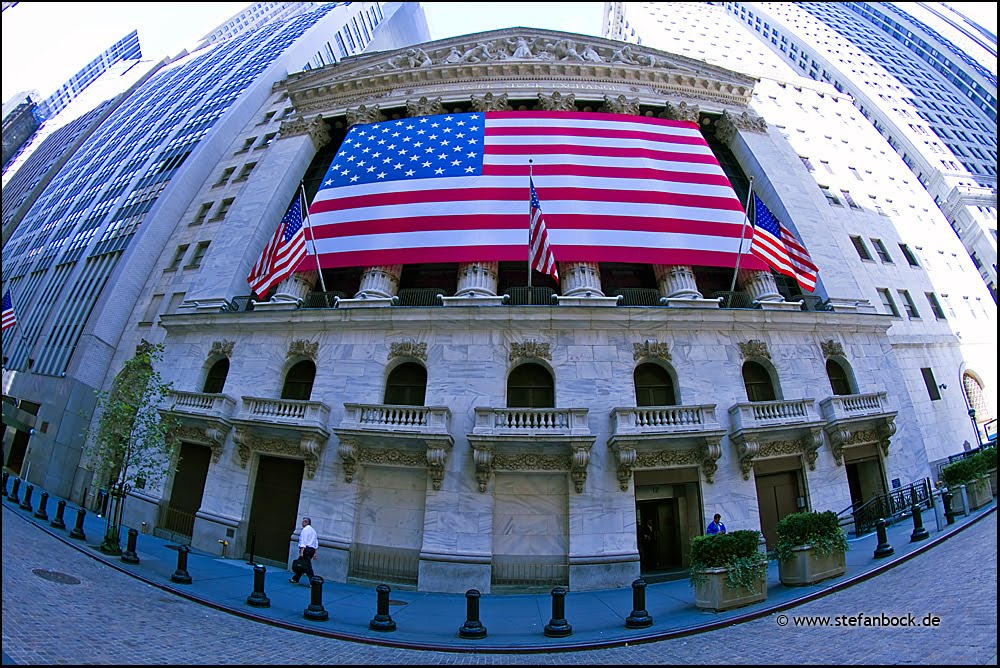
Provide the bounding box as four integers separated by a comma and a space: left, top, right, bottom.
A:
967, 477, 993, 510
988, 468, 997, 498
692, 567, 767, 611
778, 545, 846, 586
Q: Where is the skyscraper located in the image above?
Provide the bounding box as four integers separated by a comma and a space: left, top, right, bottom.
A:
606, 1, 998, 299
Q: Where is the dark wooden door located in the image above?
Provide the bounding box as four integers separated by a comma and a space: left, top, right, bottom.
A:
756, 471, 800, 548
245, 456, 304, 563
164, 443, 211, 537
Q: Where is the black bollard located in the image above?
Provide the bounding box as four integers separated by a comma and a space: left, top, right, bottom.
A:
247, 530, 256, 565
873, 518, 894, 558
942, 490, 955, 525
246, 564, 270, 608
171, 545, 193, 584
8, 477, 21, 503
910, 503, 930, 542
51, 499, 68, 530
369, 583, 396, 632
543, 586, 573, 638
2, 471, 8, 494
625, 578, 653, 629
303, 576, 329, 621
19, 484, 34, 511
121, 528, 140, 564
34, 491, 50, 520
458, 589, 487, 639
69, 507, 87, 540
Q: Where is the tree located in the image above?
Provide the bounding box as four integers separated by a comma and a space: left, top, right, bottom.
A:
86, 339, 180, 554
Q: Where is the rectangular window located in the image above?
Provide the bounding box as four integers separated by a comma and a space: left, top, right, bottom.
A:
141, 293, 164, 325
192, 202, 212, 226
877, 288, 899, 316
166, 244, 188, 271
848, 166, 863, 180
258, 132, 278, 149
925, 292, 946, 320
842, 190, 862, 210
921, 367, 941, 401
870, 238, 893, 263
898, 243, 920, 267
213, 198, 235, 221
821, 186, 841, 206
897, 289, 919, 318
214, 166, 235, 187
799, 156, 814, 172
851, 235, 873, 261
166, 292, 186, 315
186, 241, 210, 268
257, 110, 277, 126
234, 162, 256, 182
236, 137, 256, 153
820, 160, 834, 174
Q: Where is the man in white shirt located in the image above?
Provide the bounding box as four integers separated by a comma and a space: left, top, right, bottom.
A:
289, 516, 319, 584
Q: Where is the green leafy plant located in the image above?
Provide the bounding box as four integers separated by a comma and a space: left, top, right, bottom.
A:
772, 510, 849, 562
975, 446, 996, 471
689, 529, 767, 592
939, 455, 987, 488
84, 340, 180, 553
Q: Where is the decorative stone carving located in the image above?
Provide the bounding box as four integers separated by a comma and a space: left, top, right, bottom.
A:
426, 443, 449, 491
504, 36, 538, 59
458, 41, 501, 63
635, 52, 674, 69
570, 445, 591, 493
715, 109, 768, 145
633, 341, 671, 362
347, 104, 385, 127
389, 341, 427, 362
470, 92, 512, 112
358, 447, 426, 467
173, 425, 225, 464
234, 430, 325, 478
601, 94, 641, 116
611, 444, 637, 491
338, 438, 357, 483
537, 91, 576, 112
698, 439, 723, 483
820, 340, 845, 358
610, 44, 639, 64
382, 47, 432, 70
278, 114, 331, 150
542, 38, 587, 62
636, 448, 701, 468
493, 453, 571, 470
877, 420, 896, 458
738, 339, 771, 360
288, 339, 318, 360
210, 340, 234, 358
735, 438, 760, 480
660, 101, 700, 123
406, 95, 445, 118
509, 340, 552, 362
473, 445, 493, 493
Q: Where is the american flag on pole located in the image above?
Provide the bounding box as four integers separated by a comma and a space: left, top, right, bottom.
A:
305, 111, 769, 271
247, 196, 307, 298
1, 289, 16, 332
749, 194, 818, 292
529, 178, 558, 281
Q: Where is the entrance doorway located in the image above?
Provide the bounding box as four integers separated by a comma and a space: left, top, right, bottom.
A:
634, 467, 702, 579
245, 455, 304, 564
161, 442, 211, 538
5, 429, 30, 475
845, 449, 887, 508
755, 467, 803, 548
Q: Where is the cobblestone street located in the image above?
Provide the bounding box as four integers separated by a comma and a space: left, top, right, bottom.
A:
2, 505, 996, 665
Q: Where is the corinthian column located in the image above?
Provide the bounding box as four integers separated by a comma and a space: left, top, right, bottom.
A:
337, 265, 402, 308
655, 265, 702, 299
254, 270, 318, 310
555, 262, 620, 306
738, 269, 783, 303
455, 261, 499, 297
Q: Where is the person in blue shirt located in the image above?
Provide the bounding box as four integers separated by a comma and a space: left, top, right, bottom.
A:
707, 513, 727, 535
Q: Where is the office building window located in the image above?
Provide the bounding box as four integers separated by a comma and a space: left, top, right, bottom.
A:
850, 236, 873, 261
821, 186, 841, 206
187, 241, 210, 268
898, 244, 920, 267
925, 293, 946, 320
897, 290, 919, 318
166, 245, 188, 271
871, 238, 893, 263
877, 288, 899, 316
921, 368, 941, 401
192, 202, 212, 226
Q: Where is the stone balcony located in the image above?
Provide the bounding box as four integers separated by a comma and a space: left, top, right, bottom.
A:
333, 403, 454, 490
607, 404, 727, 489
728, 399, 826, 480
160, 390, 237, 464
467, 407, 595, 493
230, 396, 331, 478
819, 391, 897, 465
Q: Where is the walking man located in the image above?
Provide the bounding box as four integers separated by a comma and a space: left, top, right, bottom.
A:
289, 516, 318, 584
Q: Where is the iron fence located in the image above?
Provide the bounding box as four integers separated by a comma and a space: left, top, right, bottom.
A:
159, 505, 197, 538
347, 545, 419, 586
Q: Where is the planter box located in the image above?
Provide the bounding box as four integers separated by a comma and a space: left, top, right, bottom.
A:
692, 567, 767, 611
968, 477, 992, 510
988, 468, 997, 498
778, 545, 846, 586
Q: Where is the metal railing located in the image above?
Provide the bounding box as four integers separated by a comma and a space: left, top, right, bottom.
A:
226, 295, 255, 312
504, 286, 557, 306
713, 290, 754, 309
347, 545, 419, 586
159, 505, 197, 538
837, 477, 933, 537
609, 287, 662, 306
302, 291, 347, 308
491, 560, 569, 589
396, 288, 449, 307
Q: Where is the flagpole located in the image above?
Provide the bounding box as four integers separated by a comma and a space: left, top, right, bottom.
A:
727, 176, 755, 295
527, 159, 533, 290
300, 183, 328, 295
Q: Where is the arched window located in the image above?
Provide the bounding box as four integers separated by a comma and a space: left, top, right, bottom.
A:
634, 363, 677, 406
507, 363, 554, 408
384, 362, 427, 406
281, 360, 316, 401
742, 361, 776, 402
202, 358, 230, 394
826, 359, 853, 396
963, 372, 993, 424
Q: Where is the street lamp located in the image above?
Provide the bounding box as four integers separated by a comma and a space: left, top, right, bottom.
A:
968, 408, 981, 449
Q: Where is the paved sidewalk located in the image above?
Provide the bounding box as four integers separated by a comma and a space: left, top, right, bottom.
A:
1, 476, 995, 653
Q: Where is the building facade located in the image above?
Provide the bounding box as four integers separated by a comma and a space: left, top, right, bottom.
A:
1, 2, 429, 498
606, 1, 998, 299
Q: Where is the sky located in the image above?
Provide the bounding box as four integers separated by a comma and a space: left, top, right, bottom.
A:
2, 2, 996, 104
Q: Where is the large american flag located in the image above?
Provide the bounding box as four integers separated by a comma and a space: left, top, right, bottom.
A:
1, 289, 16, 332
305, 111, 769, 270
749, 194, 818, 292
248, 196, 307, 298
529, 177, 558, 281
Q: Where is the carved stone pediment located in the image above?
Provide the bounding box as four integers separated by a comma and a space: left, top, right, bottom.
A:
282, 28, 756, 115
510, 340, 551, 362
738, 339, 771, 360
389, 340, 427, 362
210, 339, 235, 358
633, 340, 671, 361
